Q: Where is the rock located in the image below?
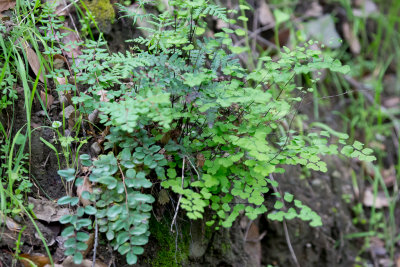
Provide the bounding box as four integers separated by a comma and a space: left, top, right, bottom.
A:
59, 105, 76, 119
90, 142, 102, 156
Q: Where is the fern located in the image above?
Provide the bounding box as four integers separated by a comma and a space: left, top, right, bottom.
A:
53, 1, 376, 266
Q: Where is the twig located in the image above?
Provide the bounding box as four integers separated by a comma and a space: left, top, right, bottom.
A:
92, 218, 98, 267
269, 174, 300, 267
117, 162, 130, 213
56, 0, 80, 15
170, 157, 185, 232
232, 24, 277, 49
185, 156, 200, 179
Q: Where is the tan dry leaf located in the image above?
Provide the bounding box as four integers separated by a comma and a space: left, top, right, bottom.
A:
158, 189, 170, 205
53, 54, 67, 69
60, 23, 82, 59
383, 97, 400, 108
68, 109, 80, 132
0, 214, 21, 231
381, 166, 396, 188
342, 22, 361, 55
0, 0, 16, 13
44, 0, 70, 16
40, 90, 55, 110
19, 254, 51, 267
362, 188, 389, 208
76, 176, 93, 206
21, 40, 45, 82
258, 1, 274, 26
82, 233, 95, 258
304, 1, 323, 18
97, 89, 109, 102
353, 0, 378, 17
369, 237, 387, 256
196, 153, 205, 168
29, 197, 70, 223
62, 257, 108, 267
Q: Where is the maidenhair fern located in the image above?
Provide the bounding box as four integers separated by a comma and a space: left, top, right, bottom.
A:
54, 0, 376, 265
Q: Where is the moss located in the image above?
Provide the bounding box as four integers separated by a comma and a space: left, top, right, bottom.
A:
221, 242, 230, 254
147, 218, 190, 267
83, 0, 115, 34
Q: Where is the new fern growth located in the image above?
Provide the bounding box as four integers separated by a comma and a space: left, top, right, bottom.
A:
53, 0, 376, 265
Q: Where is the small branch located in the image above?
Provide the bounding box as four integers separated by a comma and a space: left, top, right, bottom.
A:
92, 218, 98, 267
117, 162, 130, 213
231, 24, 277, 50
170, 157, 185, 232
185, 156, 200, 179
269, 174, 300, 267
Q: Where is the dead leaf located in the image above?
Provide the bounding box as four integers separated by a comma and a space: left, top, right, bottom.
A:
302, 15, 342, 48
158, 189, 170, 205
258, 1, 274, 26
216, 19, 229, 30
82, 233, 94, 258
369, 141, 386, 151
0, 0, 16, 13
342, 22, 361, 55
353, 0, 378, 17
369, 237, 386, 256
196, 153, 205, 168
68, 109, 80, 131
76, 176, 93, 206
60, 23, 82, 59
62, 257, 108, 267
97, 89, 109, 102
381, 166, 396, 188
304, 1, 323, 18
19, 254, 50, 267
383, 97, 400, 108
40, 90, 55, 110
29, 197, 70, 223
53, 54, 67, 69
21, 40, 45, 83
0, 214, 21, 231
44, 0, 70, 16
362, 188, 389, 208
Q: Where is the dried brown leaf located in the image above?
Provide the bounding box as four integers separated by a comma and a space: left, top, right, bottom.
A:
304, 2, 323, 18
0, 214, 21, 231
383, 97, 400, 108
158, 189, 170, 205
76, 176, 93, 206
62, 257, 108, 267
258, 1, 274, 26
29, 197, 70, 223
97, 89, 109, 102
342, 22, 361, 55
82, 233, 95, 258
53, 54, 67, 69
353, 0, 378, 17
0, 0, 16, 13
362, 188, 389, 208
19, 254, 51, 267
21, 40, 45, 82
40, 90, 55, 110
196, 153, 205, 168
60, 23, 82, 59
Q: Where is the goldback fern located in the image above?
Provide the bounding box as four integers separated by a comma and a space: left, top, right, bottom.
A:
54, 0, 376, 265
